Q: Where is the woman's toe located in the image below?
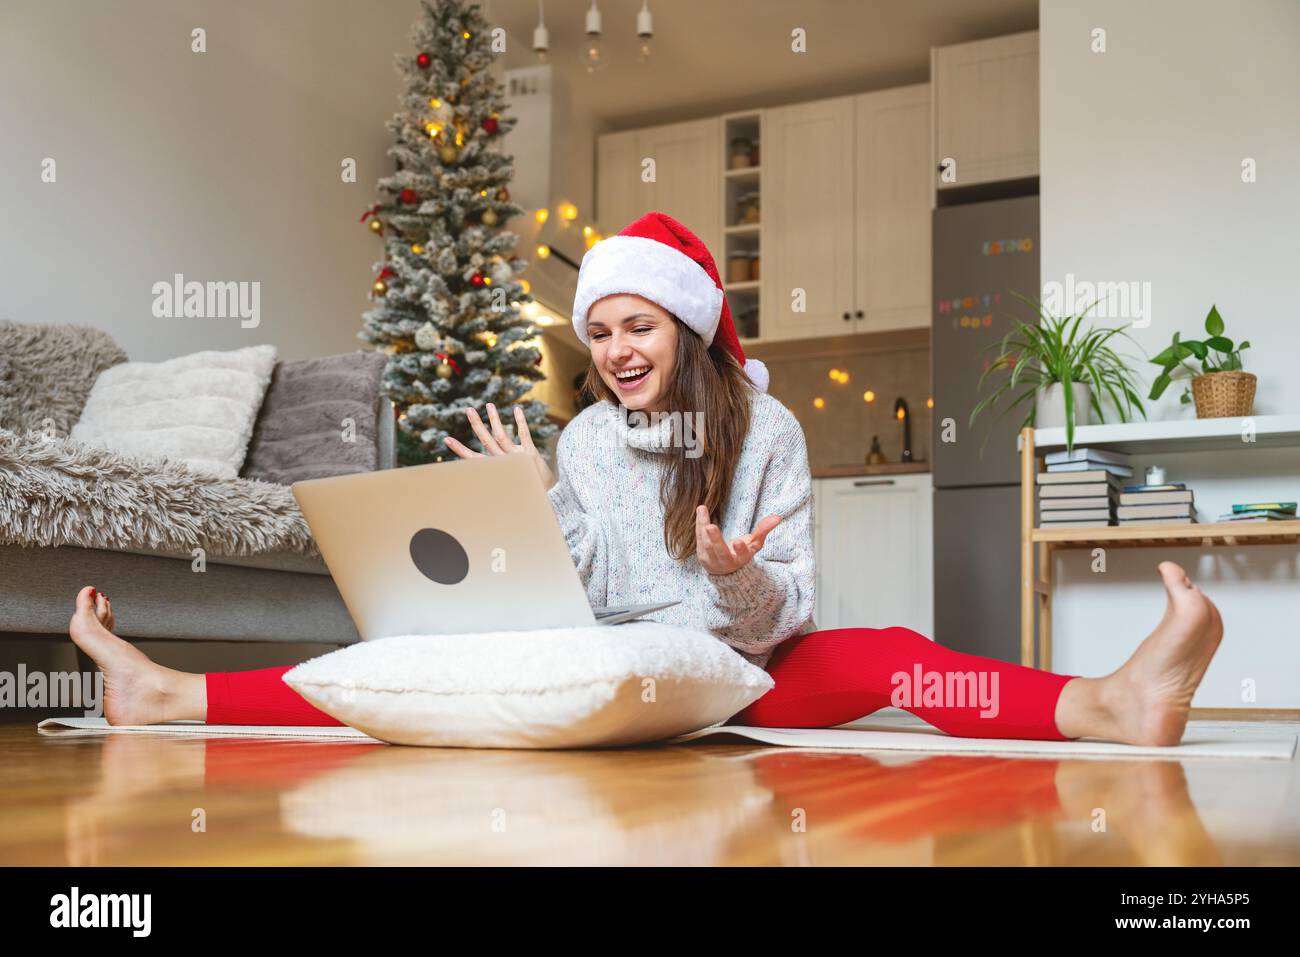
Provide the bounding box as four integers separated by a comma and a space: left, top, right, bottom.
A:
76, 586, 98, 615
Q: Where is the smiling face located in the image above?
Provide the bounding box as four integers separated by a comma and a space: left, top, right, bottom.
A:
586, 293, 679, 414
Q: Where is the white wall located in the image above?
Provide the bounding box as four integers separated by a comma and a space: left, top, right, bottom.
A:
1040, 0, 1300, 706
0, 0, 420, 361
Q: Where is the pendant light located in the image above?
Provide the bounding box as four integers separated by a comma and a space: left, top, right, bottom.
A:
580, 0, 607, 73
532, 0, 549, 63
636, 1, 653, 62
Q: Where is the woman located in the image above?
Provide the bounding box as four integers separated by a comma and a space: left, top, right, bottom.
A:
68, 212, 1224, 745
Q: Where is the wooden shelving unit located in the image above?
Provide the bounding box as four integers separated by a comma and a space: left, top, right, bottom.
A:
1019, 421, 1300, 684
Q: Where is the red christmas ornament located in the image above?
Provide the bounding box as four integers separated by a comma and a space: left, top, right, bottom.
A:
378, 267, 397, 280
400, 188, 418, 204
416, 52, 431, 69
481, 116, 499, 134
470, 272, 484, 286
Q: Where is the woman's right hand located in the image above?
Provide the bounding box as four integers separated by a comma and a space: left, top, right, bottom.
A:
443, 402, 557, 492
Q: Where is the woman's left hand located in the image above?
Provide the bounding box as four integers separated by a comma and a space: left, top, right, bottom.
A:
696, 505, 782, 576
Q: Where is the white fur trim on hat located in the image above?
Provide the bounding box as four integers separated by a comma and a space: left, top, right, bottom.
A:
571, 235, 724, 345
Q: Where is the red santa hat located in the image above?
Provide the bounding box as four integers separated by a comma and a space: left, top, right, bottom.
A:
570, 211, 769, 393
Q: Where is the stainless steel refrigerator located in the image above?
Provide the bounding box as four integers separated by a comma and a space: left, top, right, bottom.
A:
931, 196, 1039, 662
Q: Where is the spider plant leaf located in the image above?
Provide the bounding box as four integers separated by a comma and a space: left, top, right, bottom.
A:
1062, 362, 1075, 452
969, 379, 1013, 427
974, 384, 1039, 456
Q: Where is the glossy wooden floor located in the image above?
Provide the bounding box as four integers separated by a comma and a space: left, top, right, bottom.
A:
2, 716, 1298, 866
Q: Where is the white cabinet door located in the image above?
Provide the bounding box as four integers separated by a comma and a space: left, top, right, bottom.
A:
638, 117, 722, 255
854, 84, 932, 332
761, 96, 857, 341
596, 129, 642, 234
596, 118, 721, 250
814, 473, 934, 636
932, 30, 1038, 189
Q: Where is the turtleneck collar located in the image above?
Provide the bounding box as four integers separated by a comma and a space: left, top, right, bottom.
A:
602, 401, 678, 455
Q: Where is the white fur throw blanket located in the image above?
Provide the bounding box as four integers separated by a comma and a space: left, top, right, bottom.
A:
0, 428, 316, 558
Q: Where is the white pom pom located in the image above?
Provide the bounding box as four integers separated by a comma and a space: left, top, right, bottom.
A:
744, 358, 769, 393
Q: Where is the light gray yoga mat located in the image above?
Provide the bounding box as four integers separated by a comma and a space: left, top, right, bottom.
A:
36, 716, 1297, 759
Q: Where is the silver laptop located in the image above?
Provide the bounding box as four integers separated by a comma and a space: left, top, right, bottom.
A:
291, 453, 678, 640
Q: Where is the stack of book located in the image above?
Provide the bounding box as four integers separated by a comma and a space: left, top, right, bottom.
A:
1117, 484, 1197, 525
1037, 447, 1132, 527
1215, 502, 1297, 523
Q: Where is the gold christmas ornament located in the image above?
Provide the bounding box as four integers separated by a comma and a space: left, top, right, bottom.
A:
439, 144, 459, 164
410, 243, 425, 254
373, 280, 387, 294
481, 208, 498, 226
436, 362, 453, 379
368, 219, 383, 233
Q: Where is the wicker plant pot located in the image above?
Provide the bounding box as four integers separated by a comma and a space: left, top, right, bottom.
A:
1191, 371, 1256, 418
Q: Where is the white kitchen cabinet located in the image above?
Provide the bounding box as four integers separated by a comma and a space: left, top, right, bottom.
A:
814, 472, 934, 636
932, 30, 1039, 190
760, 95, 857, 341
595, 117, 721, 254
595, 128, 640, 239
854, 84, 932, 332
762, 88, 931, 341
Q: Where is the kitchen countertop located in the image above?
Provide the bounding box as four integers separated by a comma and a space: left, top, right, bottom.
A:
811, 462, 930, 479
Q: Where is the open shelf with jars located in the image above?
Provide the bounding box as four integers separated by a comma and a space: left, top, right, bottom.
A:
721, 111, 762, 342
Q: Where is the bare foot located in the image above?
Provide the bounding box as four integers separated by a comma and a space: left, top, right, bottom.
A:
68, 586, 182, 725
1090, 562, 1224, 746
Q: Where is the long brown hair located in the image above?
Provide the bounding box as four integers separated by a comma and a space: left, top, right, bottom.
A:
581, 318, 754, 562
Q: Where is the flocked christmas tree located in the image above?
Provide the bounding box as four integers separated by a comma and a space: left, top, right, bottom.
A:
360, 0, 556, 465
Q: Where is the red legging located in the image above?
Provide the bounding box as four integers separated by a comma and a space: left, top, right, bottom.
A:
206, 625, 1078, 740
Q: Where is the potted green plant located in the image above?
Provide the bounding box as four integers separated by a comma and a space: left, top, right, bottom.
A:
1148, 305, 1254, 417
969, 293, 1147, 452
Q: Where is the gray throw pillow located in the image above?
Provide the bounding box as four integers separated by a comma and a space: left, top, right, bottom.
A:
240, 351, 389, 484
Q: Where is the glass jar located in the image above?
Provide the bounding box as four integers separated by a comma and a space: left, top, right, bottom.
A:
736, 190, 761, 225
727, 253, 751, 284
748, 251, 761, 281
729, 137, 753, 169
737, 307, 759, 340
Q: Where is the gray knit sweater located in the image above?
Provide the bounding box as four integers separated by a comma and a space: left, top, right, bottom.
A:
546, 390, 817, 669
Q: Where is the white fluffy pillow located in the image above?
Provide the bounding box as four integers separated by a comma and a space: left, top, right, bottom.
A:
71, 344, 277, 479
283, 621, 774, 749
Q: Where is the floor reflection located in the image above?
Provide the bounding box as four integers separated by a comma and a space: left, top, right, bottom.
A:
38, 727, 1277, 865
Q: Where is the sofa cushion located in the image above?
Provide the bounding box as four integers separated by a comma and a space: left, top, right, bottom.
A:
284, 621, 774, 748
240, 351, 389, 484
70, 344, 277, 479
0, 320, 128, 437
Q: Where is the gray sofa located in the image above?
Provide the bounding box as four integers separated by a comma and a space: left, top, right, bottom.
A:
0, 322, 395, 651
